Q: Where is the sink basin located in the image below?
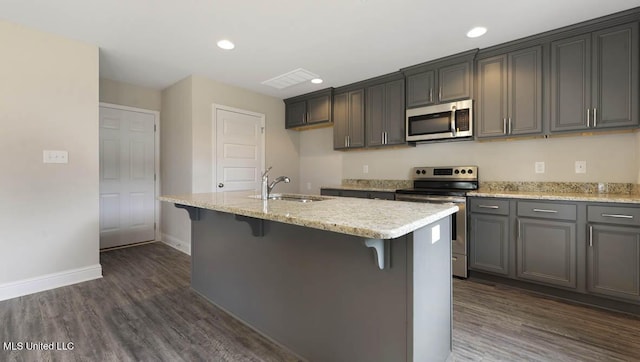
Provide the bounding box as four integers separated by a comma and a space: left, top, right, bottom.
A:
251, 194, 330, 203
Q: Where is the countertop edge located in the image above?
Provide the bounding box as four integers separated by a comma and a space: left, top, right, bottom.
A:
468, 191, 640, 204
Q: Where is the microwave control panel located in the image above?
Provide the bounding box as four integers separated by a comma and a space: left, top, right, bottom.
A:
455, 109, 470, 131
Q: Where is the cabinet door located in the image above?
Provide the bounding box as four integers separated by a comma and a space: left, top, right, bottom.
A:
366, 83, 385, 147
517, 218, 576, 288
469, 213, 509, 275
592, 23, 639, 129
406, 71, 435, 108
439, 62, 471, 102
348, 89, 365, 148
384, 79, 406, 145
307, 94, 331, 124
333, 93, 349, 150
509, 46, 543, 135
587, 224, 640, 302
476, 55, 508, 138
550, 34, 592, 132
286, 100, 306, 128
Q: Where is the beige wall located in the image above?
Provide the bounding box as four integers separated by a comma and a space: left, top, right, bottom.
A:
160, 75, 298, 249
160, 77, 193, 248
299, 127, 342, 194
0, 21, 99, 284
100, 78, 162, 111
299, 131, 639, 192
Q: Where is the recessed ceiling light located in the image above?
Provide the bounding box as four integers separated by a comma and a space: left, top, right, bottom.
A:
466, 27, 487, 38
311, 78, 323, 84
217, 39, 235, 50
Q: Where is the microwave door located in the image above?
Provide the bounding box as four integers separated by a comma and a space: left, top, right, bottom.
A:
408, 112, 452, 136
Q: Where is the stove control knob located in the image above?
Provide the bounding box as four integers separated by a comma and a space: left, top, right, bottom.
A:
461, 169, 466, 174
468, 169, 473, 174
421, 170, 426, 174
454, 169, 460, 174
415, 170, 421, 175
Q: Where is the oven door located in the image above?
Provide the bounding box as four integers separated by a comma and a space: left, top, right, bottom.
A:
396, 194, 468, 278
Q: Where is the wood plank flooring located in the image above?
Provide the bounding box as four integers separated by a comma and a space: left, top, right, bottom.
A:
1, 242, 639, 361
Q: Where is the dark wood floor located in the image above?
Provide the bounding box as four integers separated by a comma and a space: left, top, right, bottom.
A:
1, 242, 639, 361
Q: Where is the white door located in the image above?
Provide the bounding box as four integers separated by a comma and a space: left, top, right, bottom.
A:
99, 106, 156, 249
214, 107, 265, 192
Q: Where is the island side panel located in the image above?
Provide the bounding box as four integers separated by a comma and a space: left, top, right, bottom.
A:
407, 216, 453, 362
191, 209, 409, 362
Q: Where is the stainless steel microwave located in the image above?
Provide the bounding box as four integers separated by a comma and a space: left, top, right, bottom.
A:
406, 100, 473, 142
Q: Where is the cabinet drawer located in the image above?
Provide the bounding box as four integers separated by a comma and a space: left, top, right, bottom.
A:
517, 201, 577, 221
588, 205, 640, 226
468, 198, 509, 215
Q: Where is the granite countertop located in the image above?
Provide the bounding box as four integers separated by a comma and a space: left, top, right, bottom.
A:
321, 184, 400, 192
159, 191, 458, 239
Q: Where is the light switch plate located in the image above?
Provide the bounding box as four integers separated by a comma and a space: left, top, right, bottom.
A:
43, 150, 68, 164
363, 165, 369, 174
535, 161, 545, 174
575, 161, 587, 174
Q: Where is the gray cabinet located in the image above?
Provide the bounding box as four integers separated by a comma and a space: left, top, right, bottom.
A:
587, 205, 640, 302
333, 89, 365, 150
320, 188, 395, 200
366, 77, 405, 147
550, 22, 639, 133
516, 201, 577, 289
468, 198, 510, 275
284, 88, 333, 129
476, 46, 543, 139
403, 50, 476, 108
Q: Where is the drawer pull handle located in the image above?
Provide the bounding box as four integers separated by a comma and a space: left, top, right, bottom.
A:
533, 208, 558, 213
478, 205, 499, 209
601, 213, 633, 219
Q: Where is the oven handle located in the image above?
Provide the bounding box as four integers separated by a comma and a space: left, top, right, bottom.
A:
395, 194, 465, 204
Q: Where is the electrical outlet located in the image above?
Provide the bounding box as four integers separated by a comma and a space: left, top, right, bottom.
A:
363, 165, 369, 174
575, 161, 587, 174
43, 150, 68, 164
535, 162, 545, 174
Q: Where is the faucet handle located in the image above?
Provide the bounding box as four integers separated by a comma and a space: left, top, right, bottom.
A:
261, 166, 272, 178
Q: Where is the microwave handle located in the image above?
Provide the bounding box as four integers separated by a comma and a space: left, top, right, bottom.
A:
450, 108, 456, 136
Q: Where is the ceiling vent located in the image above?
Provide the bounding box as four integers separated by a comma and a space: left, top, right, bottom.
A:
262, 68, 319, 89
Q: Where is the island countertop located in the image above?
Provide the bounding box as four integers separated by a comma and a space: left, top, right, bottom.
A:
159, 191, 458, 239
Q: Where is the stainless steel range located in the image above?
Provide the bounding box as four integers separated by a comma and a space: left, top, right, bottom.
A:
395, 166, 478, 278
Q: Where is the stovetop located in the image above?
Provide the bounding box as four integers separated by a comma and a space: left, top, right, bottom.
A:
396, 166, 479, 196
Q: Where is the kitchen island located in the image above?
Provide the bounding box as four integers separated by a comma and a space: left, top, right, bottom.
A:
160, 191, 458, 362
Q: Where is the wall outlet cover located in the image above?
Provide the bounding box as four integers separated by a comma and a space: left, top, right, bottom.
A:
535, 161, 545, 174
575, 161, 587, 174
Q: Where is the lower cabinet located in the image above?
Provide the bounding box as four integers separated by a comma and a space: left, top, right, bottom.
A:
587, 205, 640, 302
320, 188, 395, 200
469, 197, 640, 307
517, 218, 577, 288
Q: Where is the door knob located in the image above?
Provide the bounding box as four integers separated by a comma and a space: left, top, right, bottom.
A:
218, 183, 224, 188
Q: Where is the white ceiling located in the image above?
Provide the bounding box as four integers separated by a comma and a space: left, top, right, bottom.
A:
1, 0, 639, 99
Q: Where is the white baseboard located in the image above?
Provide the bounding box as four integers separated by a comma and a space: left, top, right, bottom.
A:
0, 264, 103, 302
161, 233, 190, 255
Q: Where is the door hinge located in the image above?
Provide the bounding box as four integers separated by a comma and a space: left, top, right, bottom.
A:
261, 126, 265, 134
154, 124, 157, 132
154, 222, 156, 230
154, 174, 156, 181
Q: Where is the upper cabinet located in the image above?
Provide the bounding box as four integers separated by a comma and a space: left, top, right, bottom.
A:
402, 50, 477, 109
284, 88, 333, 129
476, 46, 543, 139
333, 88, 365, 150
365, 74, 405, 147
550, 22, 639, 133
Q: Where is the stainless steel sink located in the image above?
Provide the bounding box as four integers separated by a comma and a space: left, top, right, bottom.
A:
251, 194, 330, 203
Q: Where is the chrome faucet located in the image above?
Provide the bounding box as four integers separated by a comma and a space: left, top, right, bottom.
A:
260, 166, 290, 199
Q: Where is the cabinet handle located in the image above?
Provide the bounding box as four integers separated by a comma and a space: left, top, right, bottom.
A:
586, 108, 590, 127
439, 87, 442, 101
589, 225, 593, 247
429, 88, 433, 102
593, 108, 597, 127
508, 118, 512, 134
382, 132, 385, 144
345, 136, 348, 148
384, 131, 388, 144
347, 136, 350, 147
503, 118, 507, 134
601, 213, 633, 219
533, 208, 558, 214
478, 205, 499, 209
517, 219, 521, 243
